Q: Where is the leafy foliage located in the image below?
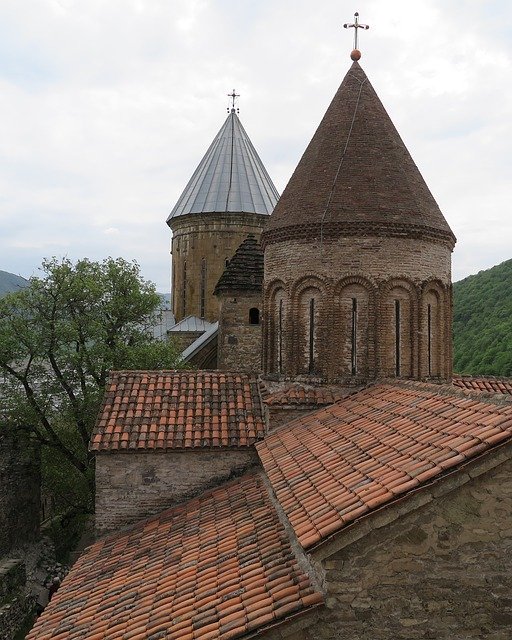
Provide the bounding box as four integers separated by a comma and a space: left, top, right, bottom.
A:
453, 259, 512, 376
0, 257, 183, 510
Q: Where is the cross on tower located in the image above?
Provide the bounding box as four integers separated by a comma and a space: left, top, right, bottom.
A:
227, 89, 240, 114
343, 12, 369, 55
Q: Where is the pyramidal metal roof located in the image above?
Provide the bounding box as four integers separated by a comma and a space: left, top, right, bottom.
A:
167, 111, 279, 223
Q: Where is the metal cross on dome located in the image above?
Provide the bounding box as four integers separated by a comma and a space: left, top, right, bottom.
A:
227, 89, 240, 114
344, 12, 369, 52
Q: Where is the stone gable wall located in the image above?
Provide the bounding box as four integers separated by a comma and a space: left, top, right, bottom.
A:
217, 290, 262, 372
263, 236, 452, 382
95, 449, 257, 534
306, 456, 512, 639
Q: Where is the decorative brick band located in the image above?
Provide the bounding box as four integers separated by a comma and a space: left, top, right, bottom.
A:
261, 221, 456, 250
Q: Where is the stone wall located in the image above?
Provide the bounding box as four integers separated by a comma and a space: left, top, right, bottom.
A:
0, 559, 33, 640
263, 236, 452, 383
0, 429, 40, 556
307, 454, 512, 639
217, 290, 262, 372
170, 212, 267, 323
95, 449, 258, 534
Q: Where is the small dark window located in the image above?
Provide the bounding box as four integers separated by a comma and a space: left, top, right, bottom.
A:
249, 308, 260, 325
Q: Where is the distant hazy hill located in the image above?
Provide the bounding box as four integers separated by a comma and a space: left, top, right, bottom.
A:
0, 270, 28, 297
453, 259, 512, 376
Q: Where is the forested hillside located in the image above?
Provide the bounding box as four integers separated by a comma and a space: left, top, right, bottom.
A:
453, 259, 512, 376
0, 269, 28, 296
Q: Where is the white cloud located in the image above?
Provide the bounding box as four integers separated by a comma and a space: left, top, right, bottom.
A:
0, 0, 511, 290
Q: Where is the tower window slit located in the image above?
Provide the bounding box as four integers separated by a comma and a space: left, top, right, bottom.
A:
308, 298, 315, 374
395, 299, 401, 377
427, 303, 432, 376
200, 258, 206, 318
182, 261, 187, 317
351, 298, 358, 375
278, 299, 283, 373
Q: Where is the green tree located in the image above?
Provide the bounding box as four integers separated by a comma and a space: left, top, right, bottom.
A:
0, 257, 182, 511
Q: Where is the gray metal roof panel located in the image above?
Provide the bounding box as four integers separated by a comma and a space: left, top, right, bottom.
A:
167, 112, 279, 222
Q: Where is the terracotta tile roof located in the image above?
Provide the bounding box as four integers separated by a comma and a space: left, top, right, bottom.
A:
257, 381, 512, 550
453, 375, 512, 396
214, 235, 263, 294
90, 371, 265, 452
264, 384, 352, 407
28, 472, 322, 640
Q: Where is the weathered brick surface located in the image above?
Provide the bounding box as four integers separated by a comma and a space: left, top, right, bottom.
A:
306, 457, 512, 639
217, 291, 262, 372
169, 212, 267, 323
0, 430, 40, 555
95, 449, 257, 534
263, 236, 452, 382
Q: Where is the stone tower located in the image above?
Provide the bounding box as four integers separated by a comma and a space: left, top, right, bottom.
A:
214, 234, 263, 373
262, 61, 456, 384
167, 109, 279, 323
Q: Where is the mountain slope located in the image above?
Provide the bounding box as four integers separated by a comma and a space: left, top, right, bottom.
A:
453, 259, 512, 376
0, 270, 29, 297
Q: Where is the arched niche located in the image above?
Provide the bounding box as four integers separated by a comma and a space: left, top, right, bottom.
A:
379, 279, 418, 379
291, 276, 326, 376
334, 277, 374, 379
264, 280, 288, 374
420, 280, 448, 379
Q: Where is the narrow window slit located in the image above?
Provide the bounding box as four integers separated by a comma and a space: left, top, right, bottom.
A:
427, 303, 432, 376
351, 297, 358, 375
278, 299, 283, 374
395, 299, 401, 377
308, 298, 315, 374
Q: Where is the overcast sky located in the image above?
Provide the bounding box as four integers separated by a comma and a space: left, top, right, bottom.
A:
0, 0, 511, 292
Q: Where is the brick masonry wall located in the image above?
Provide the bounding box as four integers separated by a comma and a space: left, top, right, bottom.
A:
0, 430, 40, 556
307, 456, 512, 639
170, 212, 267, 323
263, 236, 452, 383
95, 449, 258, 534
217, 291, 262, 372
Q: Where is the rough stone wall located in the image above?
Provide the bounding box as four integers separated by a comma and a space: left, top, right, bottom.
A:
263, 236, 452, 382
0, 430, 40, 556
0, 559, 33, 640
307, 456, 512, 639
266, 407, 318, 431
95, 449, 257, 534
217, 290, 262, 372
170, 212, 267, 323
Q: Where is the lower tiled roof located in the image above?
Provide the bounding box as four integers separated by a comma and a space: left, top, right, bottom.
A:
27, 471, 322, 640
257, 380, 512, 549
90, 371, 265, 452
453, 375, 512, 395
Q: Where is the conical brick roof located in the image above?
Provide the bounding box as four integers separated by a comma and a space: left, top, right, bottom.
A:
167, 111, 279, 223
263, 62, 455, 248
214, 234, 263, 294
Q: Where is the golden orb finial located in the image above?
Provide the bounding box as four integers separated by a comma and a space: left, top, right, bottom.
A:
350, 49, 361, 61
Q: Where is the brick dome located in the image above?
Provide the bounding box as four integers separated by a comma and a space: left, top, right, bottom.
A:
262, 62, 456, 384
263, 62, 455, 249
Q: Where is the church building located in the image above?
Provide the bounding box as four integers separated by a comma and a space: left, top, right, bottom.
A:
28, 30, 512, 640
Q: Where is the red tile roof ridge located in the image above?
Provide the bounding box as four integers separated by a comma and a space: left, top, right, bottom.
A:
393, 378, 512, 406
257, 380, 512, 552
453, 375, 512, 397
